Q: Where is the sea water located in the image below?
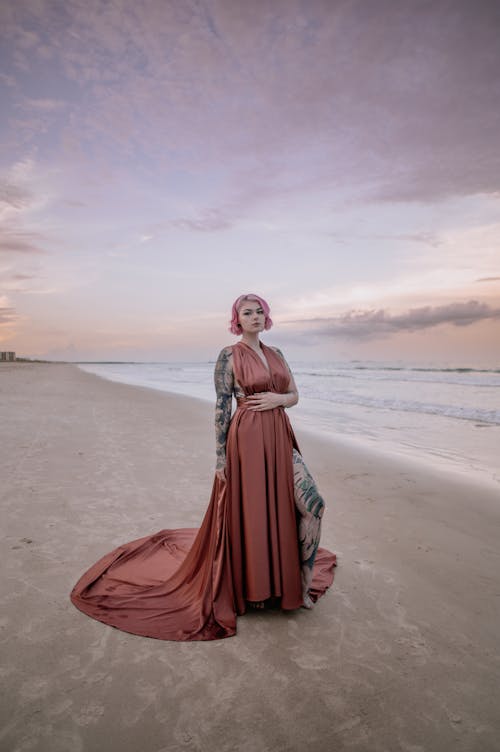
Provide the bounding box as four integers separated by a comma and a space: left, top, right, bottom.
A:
78, 360, 500, 490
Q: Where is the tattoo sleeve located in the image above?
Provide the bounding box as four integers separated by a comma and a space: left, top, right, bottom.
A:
214, 346, 234, 469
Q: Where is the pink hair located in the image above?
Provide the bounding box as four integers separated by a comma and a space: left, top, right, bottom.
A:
229, 294, 273, 335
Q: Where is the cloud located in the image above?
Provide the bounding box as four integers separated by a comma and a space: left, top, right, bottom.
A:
0, 271, 39, 292
170, 209, 233, 232
0, 159, 48, 224
0, 230, 47, 255
0, 159, 54, 258
19, 97, 65, 111
324, 230, 444, 248
380, 232, 443, 248
21, 287, 58, 295
288, 300, 500, 341
0, 306, 18, 324
1, 0, 499, 208
0, 71, 16, 87
476, 276, 500, 282
0, 181, 33, 217
63, 199, 87, 207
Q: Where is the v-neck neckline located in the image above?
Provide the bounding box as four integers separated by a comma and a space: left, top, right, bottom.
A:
239, 341, 271, 375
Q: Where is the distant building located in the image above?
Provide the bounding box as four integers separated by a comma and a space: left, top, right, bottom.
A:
0, 352, 16, 361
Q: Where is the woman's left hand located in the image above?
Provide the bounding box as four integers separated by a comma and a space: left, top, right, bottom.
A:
246, 392, 284, 411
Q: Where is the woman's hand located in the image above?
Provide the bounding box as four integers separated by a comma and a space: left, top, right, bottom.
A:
246, 392, 284, 411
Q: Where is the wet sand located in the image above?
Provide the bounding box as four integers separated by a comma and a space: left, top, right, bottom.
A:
1, 362, 499, 752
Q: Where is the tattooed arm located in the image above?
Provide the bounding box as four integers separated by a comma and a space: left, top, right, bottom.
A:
214, 346, 234, 480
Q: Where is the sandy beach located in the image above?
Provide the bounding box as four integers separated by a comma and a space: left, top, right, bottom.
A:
1, 362, 499, 752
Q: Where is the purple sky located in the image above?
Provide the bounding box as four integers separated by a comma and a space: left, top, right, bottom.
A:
1, 0, 499, 365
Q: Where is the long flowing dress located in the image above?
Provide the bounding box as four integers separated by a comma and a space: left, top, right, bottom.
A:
70, 341, 337, 641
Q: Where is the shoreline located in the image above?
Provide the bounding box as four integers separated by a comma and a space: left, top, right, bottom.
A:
2, 361, 500, 751
75, 360, 500, 492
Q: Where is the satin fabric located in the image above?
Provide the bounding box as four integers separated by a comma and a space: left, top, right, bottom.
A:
70, 342, 337, 641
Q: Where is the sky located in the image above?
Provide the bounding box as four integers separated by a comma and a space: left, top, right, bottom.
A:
1, 0, 499, 366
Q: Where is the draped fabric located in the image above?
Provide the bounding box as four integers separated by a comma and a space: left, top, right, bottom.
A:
70, 342, 337, 641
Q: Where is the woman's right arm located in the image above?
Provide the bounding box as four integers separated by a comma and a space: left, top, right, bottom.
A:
214, 346, 234, 481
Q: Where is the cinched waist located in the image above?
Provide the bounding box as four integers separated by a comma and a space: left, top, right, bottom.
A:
236, 396, 284, 410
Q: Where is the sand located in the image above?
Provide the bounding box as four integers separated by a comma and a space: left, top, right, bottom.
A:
1, 362, 499, 752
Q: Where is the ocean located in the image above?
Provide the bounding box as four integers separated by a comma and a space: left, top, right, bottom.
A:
77, 360, 500, 490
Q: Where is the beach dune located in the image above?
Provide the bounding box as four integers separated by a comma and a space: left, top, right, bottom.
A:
1, 362, 499, 752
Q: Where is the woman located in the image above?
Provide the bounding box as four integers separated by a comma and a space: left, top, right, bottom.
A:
70, 294, 336, 641
215, 293, 334, 612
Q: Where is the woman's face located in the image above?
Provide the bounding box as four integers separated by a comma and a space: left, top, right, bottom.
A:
238, 299, 266, 333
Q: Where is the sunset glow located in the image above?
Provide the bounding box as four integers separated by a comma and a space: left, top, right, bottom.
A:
1, 1, 499, 365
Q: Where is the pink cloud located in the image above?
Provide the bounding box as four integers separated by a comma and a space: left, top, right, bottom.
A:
1, 0, 499, 209
0, 181, 33, 211
0, 230, 47, 255
287, 300, 500, 340
0, 306, 18, 324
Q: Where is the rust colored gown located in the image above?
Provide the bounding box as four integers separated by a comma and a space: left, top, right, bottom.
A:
70, 342, 337, 641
